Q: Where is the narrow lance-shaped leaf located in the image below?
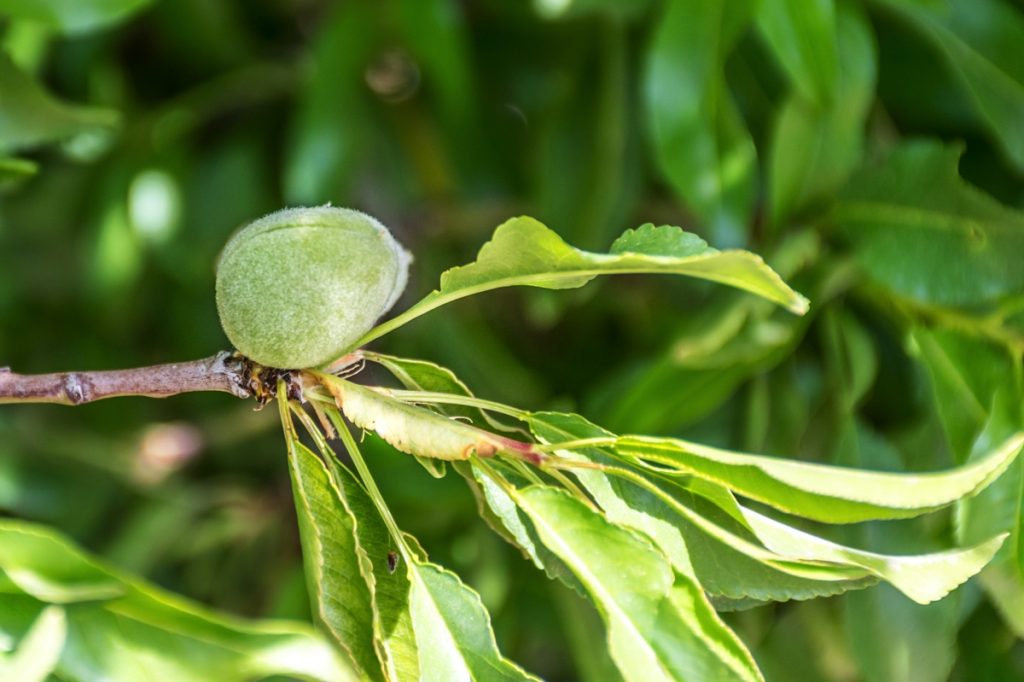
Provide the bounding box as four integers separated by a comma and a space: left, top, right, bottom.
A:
463, 461, 586, 593
325, 406, 537, 682
320, 376, 541, 463
876, 0, 1024, 172
531, 411, 999, 604
955, 390, 1024, 636
643, 0, 758, 246
834, 140, 1024, 306
283, 434, 383, 679
405, 560, 539, 682
740, 506, 1005, 604
528, 411, 881, 604
756, 0, 838, 107
363, 350, 519, 443
322, 439, 421, 681
511, 485, 764, 682
0, 54, 119, 154
615, 430, 1024, 523
768, 0, 876, 227
0, 0, 154, 34
0, 605, 65, 682
0, 157, 38, 183
0, 521, 355, 682
354, 218, 808, 349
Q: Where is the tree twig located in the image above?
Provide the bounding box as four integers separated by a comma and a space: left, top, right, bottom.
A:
0, 352, 251, 406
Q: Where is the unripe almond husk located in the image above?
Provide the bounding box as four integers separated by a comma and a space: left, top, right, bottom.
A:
216, 206, 411, 368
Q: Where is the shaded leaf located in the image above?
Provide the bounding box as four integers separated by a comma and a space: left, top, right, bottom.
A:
835, 140, 1024, 306
878, 0, 1024, 171
756, 0, 838, 107
913, 326, 1019, 461
643, 0, 758, 245
955, 390, 1024, 635
0, 54, 119, 154
0, 521, 354, 682
844, 574, 959, 682
0, 156, 37, 183
283, 2, 375, 203
0, 0, 153, 34
768, 0, 876, 227
588, 232, 823, 433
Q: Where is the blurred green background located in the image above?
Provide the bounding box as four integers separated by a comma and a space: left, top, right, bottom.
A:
2, 0, 1024, 679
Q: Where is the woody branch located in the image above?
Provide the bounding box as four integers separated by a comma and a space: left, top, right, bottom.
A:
0, 352, 252, 406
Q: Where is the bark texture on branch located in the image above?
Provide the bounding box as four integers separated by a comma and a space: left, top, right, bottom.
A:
0, 352, 251, 406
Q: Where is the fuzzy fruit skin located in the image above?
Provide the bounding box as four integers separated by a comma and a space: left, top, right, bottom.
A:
215, 206, 411, 369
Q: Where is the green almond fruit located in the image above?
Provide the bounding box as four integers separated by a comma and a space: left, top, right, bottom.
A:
215, 206, 411, 368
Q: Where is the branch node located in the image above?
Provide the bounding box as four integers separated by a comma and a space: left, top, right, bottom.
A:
63, 374, 87, 405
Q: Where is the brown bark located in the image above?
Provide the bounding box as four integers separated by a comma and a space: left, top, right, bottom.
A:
0, 352, 251, 406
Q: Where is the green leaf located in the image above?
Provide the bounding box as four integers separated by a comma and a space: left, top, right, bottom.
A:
643, 0, 757, 245
534, 21, 637, 249
283, 1, 375, 203
588, 232, 823, 433
531, 411, 995, 604
768, 0, 876, 227
466, 462, 585, 592
364, 351, 499, 429
285, 439, 382, 679
355, 217, 808, 349
877, 0, 1024, 171
529, 412, 880, 603
756, 0, 838, 107
0, 53, 119, 154
0, 520, 355, 682
0, 156, 38, 183
589, 291, 807, 432
0, 0, 153, 34
741, 506, 1004, 604
843, 572, 959, 682
553, 587, 626, 682
318, 398, 532, 681
610, 222, 710, 258
325, 451, 421, 680
912, 326, 1019, 461
977, 563, 1024, 637
954, 390, 1024, 635
362, 352, 476, 477
835, 141, 1024, 306
406, 560, 539, 682
615, 429, 1024, 523
512, 485, 764, 682
324, 377, 537, 462
534, 0, 654, 21
0, 605, 65, 682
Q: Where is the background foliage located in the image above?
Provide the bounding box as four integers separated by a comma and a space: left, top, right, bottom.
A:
2, 0, 1024, 679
